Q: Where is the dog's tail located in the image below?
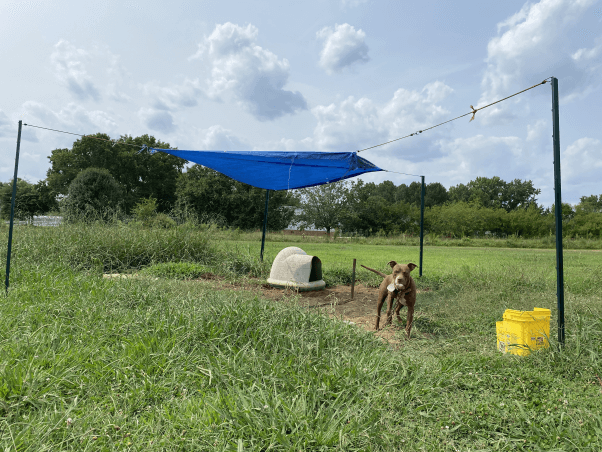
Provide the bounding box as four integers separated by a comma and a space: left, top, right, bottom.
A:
360, 264, 387, 278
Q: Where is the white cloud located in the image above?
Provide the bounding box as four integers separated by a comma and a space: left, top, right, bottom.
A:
51, 39, 101, 102
571, 38, 602, 62
341, 0, 368, 8
0, 110, 13, 138
138, 108, 176, 135
526, 119, 547, 142
317, 23, 370, 74
142, 78, 204, 111
24, 101, 118, 135
479, 0, 597, 123
311, 81, 454, 152
106, 53, 133, 103
189, 22, 307, 121
198, 125, 251, 151
563, 137, 602, 185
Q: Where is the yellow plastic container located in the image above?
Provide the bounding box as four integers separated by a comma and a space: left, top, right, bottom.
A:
496, 308, 551, 356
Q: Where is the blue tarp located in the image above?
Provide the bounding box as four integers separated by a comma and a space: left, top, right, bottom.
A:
149, 149, 383, 190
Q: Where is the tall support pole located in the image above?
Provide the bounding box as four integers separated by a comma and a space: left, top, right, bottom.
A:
260, 189, 270, 262
5, 120, 23, 294
419, 176, 425, 277
551, 77, 565, 347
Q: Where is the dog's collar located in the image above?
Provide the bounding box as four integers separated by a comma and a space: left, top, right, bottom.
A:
393, 288, 412, 296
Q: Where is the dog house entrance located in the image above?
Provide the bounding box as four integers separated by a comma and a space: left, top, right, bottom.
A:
267, 247, 326, 291
309, 256, 322, 282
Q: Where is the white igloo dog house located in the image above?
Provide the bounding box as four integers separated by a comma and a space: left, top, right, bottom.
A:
267, 247, 325, 291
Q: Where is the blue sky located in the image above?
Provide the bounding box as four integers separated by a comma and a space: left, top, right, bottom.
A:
1, 0, 601, 207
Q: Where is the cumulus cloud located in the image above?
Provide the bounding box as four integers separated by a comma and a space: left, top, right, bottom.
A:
24, 101, 118, 135
479, 0, 597, 123
198, 125, 251, 151
189, 22, 307, 121
106, 53, 133, 103
0, 110, 13, 138
563, 137, 602, 185
311, 81, 454, 153
317, 23, 370, 74
142, 78, 204, 111
138, 108, 176, 135
51, 39, 101, 102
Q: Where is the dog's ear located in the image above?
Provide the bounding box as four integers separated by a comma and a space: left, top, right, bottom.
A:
408, 263, 417, 271
388, 260, 397, 268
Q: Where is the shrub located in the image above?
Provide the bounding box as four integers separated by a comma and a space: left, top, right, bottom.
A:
62, 168, 123, 223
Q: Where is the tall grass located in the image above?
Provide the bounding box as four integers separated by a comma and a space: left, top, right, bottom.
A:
1, 222, 601, 450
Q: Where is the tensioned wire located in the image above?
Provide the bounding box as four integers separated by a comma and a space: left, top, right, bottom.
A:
23, 78, 551, 160
354, 78, 551, 153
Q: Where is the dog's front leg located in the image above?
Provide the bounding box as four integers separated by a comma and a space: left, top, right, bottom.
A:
405, 305, 414, 339
395, 296, 405, 324
375, 294, 386, 330
384, 293, 394, 326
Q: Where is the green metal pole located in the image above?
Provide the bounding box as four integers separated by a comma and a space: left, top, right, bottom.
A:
5, 120, 23, 294
419, 176, 425, 277
551, 77, 565, 346
260, 189, 270, 262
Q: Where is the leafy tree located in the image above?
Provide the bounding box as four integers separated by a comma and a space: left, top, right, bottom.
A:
424, 182, 449, 207
576, 194, 602, 213
176, 165, 296, 230
396, 181, 447, 208
46, 134, 184, 213
449, 177, 540, 212
62, 168, 124, 222
295, 180, 350, 234
0, 179, 56, 221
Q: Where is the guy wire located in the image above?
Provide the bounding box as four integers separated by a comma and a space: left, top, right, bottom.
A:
355, 78, 551, 154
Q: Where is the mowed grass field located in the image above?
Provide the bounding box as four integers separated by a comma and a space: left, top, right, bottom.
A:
1, 224, 601, 451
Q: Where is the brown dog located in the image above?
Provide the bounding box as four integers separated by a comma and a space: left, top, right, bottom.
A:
361, 261, 417, 337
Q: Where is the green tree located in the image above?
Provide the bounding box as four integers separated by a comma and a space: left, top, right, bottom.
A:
296, 180, 350, 234
62, 168, 124, 223
576, 194, 602, 213
424, 182, 449, 207
46, 134, 184, 213
449, 177, 540, 212
175, 165, 296, 230
0, 179, 56, 221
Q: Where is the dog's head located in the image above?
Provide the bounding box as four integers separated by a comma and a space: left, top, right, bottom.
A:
388, 261, 417, 291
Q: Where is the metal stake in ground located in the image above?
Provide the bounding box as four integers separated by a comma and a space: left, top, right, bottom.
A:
551, 77, 565, 347
351, 258, 356, 299
5, 120, 22, 295
419, 175, 425, 277
260, 189, 270, 262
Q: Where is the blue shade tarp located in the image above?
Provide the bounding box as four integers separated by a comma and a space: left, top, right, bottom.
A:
150, 149, 383, 190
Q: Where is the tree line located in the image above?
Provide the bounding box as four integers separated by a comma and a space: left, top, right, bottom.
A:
294, 178, 602, 238
1, 132, 601, 238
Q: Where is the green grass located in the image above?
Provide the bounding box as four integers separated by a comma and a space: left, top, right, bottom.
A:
1, 223, 601, 451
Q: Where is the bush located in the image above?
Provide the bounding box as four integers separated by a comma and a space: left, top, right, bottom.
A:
62, 168, 123, 223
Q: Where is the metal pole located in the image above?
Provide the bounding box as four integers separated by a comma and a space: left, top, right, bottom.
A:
551, 77, 565, 347
5, 120, 23, 294
419, 176, 425, 277
351, 258, 356, 299
260, 189, 270, 262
